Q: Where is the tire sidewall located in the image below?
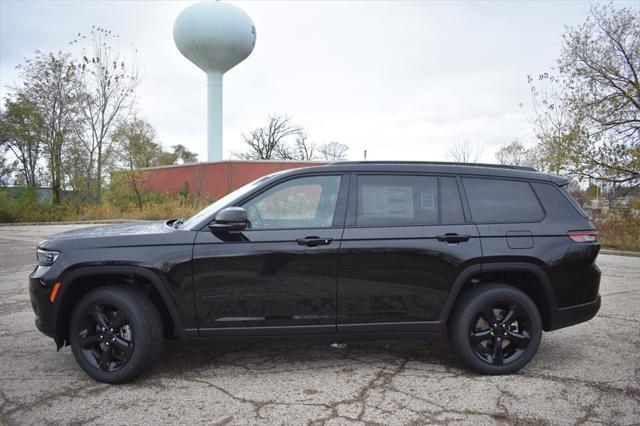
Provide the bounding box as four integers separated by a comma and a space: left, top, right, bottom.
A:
450, 285, 542, 375
69, 287, 155, 383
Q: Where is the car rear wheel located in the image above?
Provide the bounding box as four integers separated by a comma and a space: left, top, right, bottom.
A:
448, 283, 542, 375
69, 286, 163, 383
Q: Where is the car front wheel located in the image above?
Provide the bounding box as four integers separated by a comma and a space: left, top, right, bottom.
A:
69, 286, 163, 383
448, 283, 542, 375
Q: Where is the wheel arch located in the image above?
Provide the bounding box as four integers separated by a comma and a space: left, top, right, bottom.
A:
439, 263, 558, 331
55, 266, 187, 345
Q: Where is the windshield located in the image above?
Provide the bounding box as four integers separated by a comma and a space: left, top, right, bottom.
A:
181, 171, 284, 230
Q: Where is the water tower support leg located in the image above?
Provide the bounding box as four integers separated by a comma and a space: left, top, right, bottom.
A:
207, 72, 223, 162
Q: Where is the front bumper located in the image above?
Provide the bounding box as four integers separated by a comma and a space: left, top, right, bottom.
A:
29, 267, 60, 339
547, 295, 601, 331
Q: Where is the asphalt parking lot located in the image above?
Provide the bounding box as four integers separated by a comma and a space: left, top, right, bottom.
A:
0, 223, 638, 425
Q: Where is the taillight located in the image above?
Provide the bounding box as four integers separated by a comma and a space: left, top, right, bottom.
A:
568, 230, 598, 243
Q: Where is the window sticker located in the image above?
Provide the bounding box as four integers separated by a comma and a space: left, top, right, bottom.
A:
362, 185, 413, 217
420, 193, 435, 210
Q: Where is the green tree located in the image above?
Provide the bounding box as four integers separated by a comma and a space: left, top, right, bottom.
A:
112, 118, 198, 169
0, 153, 14, 186
62, 135, 93, 198
112, 117, 160, 169
171, 144, 198, 164
527, 4, 639, 186
0, 97, 45, 187
16, 51, 79, 204
110, 117, 159, 209
495, 139, 532, 167
558, 3, 639, 186
523, 73, 587, 175
110, 117, 198, 208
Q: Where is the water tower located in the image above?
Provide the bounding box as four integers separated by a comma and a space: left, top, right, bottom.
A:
173, 1, 256, 162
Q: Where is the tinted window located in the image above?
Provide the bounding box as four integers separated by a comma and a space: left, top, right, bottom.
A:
463, 178, 544, 223
358, 175, 457, 226
560, 187, 589, 218
440, 176, 465, 224
532, 183, 589, 222
243, 175, 341, 229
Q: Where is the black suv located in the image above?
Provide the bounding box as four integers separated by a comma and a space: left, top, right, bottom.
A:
30, 162, 601, 383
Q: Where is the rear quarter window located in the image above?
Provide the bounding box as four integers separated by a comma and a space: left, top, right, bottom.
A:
532, 182, 590, 222
462, 178, 544, 223
559, 187, 589, 218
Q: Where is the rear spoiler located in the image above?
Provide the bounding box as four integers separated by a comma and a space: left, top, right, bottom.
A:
550, 175, 570, 186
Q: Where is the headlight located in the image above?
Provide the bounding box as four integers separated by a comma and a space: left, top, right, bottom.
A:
37, 248, 60, 266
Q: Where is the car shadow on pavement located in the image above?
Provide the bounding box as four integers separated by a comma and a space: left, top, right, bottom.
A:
153, 337, 463, 378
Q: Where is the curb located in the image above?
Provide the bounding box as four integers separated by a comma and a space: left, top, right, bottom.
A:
0, 219, 143, 226
600, 249, 640, 258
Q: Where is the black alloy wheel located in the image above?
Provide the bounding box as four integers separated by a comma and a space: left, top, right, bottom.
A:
77, 302, 134, 372
69, 286, 163, 383
448, 283, 542, 375
469, 301, 531, 366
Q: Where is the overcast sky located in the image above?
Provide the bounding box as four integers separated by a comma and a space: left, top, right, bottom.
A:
1, 0, 636, 163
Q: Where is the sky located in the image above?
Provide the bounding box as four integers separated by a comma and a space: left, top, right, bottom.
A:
1, 0, 637, 163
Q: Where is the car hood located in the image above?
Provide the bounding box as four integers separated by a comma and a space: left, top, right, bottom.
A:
36, 220, 196, 252
46, 221, 170, 240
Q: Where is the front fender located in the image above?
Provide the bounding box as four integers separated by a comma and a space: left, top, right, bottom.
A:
54, 265, 195, 341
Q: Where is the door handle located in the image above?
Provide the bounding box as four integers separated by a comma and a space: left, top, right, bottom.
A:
436, 233, 470, 243
296, 236, 333, 247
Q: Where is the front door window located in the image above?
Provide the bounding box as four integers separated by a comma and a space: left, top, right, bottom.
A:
243, 175, 341, 229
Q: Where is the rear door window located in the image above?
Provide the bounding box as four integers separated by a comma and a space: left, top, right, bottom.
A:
356, 175, 465, 226
462, 178, 544, 223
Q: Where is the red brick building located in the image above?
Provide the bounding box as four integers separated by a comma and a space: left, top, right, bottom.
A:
138, 160, 327, 200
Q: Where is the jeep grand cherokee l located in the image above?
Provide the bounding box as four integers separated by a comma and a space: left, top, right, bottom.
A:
30, 162, 601, 383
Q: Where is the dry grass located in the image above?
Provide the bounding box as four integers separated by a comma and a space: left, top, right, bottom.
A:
60, 199, 211, 222
594, 213, 640, 252
0, 187, 211, 223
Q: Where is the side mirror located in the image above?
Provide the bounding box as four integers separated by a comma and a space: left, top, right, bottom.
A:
209, 207, 248, 232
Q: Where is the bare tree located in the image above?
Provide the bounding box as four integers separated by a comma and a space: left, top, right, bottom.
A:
293, 132, 316, 160
238, 115, 303, 160
72, 27, 140, 201
318, 141, 349, 161
448, 140, 483, 163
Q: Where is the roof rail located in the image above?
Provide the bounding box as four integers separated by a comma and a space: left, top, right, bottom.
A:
329, 160, 537, 172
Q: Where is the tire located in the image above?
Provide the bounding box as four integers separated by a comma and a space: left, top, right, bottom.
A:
69, 286, 163, 383
448, 283, 542, 375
